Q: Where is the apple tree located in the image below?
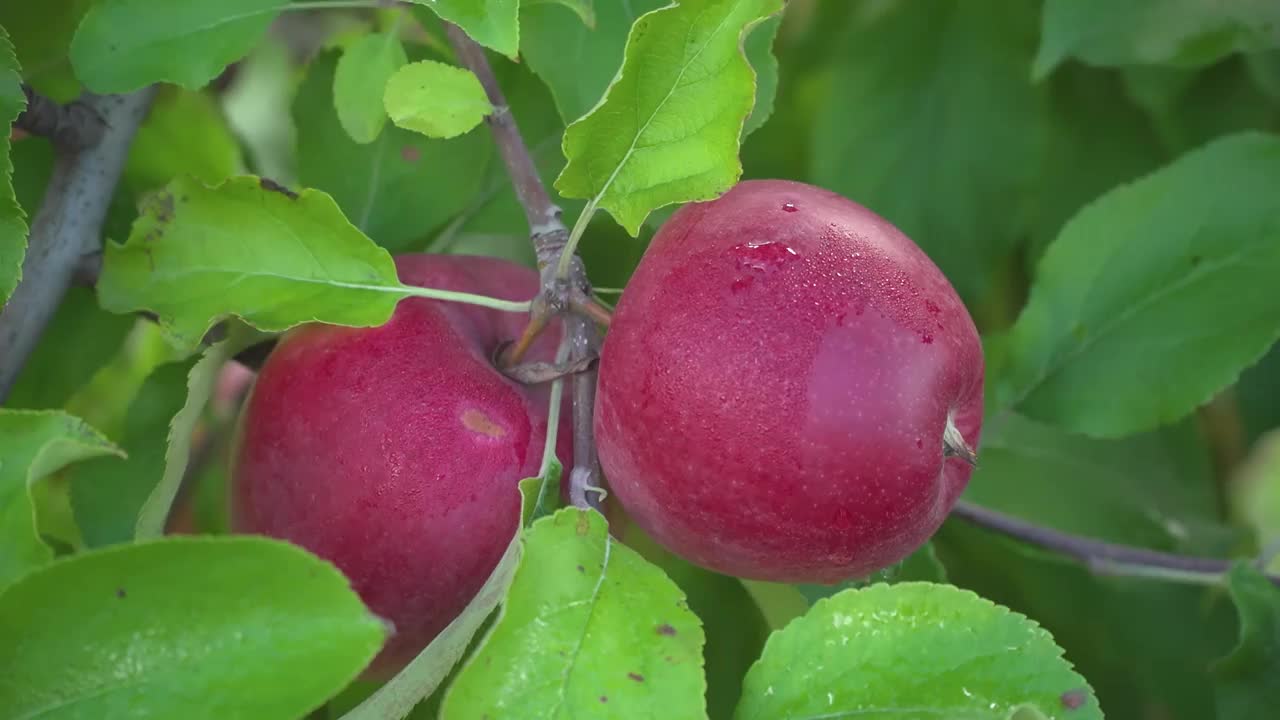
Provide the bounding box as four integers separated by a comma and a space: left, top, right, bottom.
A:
2, 1, 1280, 719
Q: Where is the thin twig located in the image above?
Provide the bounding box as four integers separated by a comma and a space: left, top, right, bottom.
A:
0, 87, 158, 401
949, 500, 1280, 587
444, 23, 604, 511
14, 85, 107, 150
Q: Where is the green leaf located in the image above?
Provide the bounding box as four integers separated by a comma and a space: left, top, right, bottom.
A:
96, 175, 520, 352
0, 536, 388, 719
965, 413, 1234, 553
341, 473, 537, 720
1231, 429, 1280, 573
1027, 65, 1167, 267
1035, 0, 1280, 80
63, 320, 182, 442
794, 542, 948, 605
441, 507, 707, 718
734, 582, 1102, 720
1, 26, 25, 306
335, 31, 408, 144
525, 0, 595, 28
555, 0, 786, 236
618, 515, 769, 720
295, 49, 493, 251
741, 14, 781, 137
1001, 132, 1280, 437
124, 85, 245, 195
810, 0, 1046, 306
1211, 563, 1280, 717
384, 60, 492, 139
135, 328, 266, 540
1125, 58, 1280, 156
6, 288, 137, 411
69, 0, 290, 93
520, 459, 564, 526
0, 0, 92, 101
520, 0, 663, 124
0, 410, 122, 589
408, 0, 519, 58
68, 360, 190, 548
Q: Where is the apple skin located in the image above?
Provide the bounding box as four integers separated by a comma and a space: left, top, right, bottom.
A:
229, 253, 571, 677
594, 179, 984, 584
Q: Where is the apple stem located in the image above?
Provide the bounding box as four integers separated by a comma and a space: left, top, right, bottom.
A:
446, 24, 606, 512
942, 412, 978, 467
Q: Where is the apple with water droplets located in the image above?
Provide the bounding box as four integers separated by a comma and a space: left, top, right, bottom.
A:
229, 254, 571, 677
595, 179, 984, 584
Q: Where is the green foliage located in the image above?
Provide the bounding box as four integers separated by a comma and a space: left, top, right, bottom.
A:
124, 85, 245, 195
1000, 132, 1280, 437
0, 410, 122, 588
409, 0, 520, 58
1232, 430, 1280, 572
134, 327, 267, 539
1212, 563, 1280, 717
335, 31, 408, 144
69, 0, 289, 93
442, 508, 707, 718
0, 536, 388, 719
295, 50, 493, 252
556, 0, 785, 235
6, 2, 1280, 716
811, 0, 1045, 309
1, 26, 25, 306
6, 288, 135, 411
68, 360, 190, 548
1036, 0, 1280, 79
384, 60, 492, 139
735, 582, 1102, 719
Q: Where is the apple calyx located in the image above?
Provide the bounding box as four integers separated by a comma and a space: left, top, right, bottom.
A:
942, 412, 979, 467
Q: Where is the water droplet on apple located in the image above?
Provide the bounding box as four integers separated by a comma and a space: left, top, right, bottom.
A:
782, 202, 798, 213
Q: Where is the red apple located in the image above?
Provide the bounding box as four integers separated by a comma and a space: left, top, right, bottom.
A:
229, 254, 571, 676
594, 179, 984, 584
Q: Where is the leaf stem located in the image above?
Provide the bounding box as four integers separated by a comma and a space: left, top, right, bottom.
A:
557, 197, 597, 279
399, 286, 531, 313
949, 500, 1280, 588
0, 87, 157, 401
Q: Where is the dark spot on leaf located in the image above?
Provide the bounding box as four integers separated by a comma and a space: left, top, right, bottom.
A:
116, 588, 126, 599
599, 696, 608, 703
665, 656, 673, 663
143, 191, 175, 226
656, 623, 677, 636
1190, 255, 1202, 267
401, 145, 422, 163
627, 672, 645, 682
260, 177, 299, 199
576, 564, 585, 573
1061, 688, 1087, 710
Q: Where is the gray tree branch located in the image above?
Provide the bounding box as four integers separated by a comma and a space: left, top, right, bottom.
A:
949, 499, 1280, 587
444, 24, 604, 512
0, 88, 157, 401
14, 85, 107, 150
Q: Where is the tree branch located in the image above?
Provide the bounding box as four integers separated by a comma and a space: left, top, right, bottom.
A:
444, 24, 604, 512
0, 87, 158, 400
14, 85, 107, 150
949, 499, 1280, 587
